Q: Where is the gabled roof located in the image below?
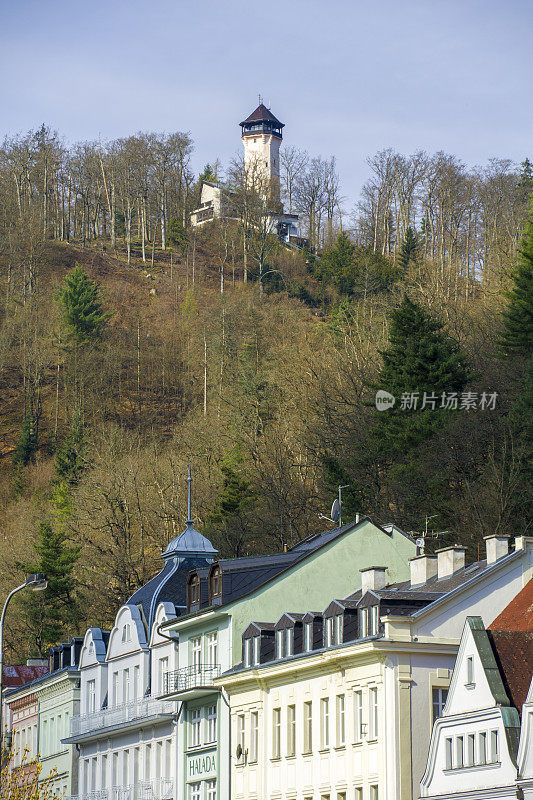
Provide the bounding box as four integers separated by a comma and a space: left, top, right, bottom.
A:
240, 104, 284, 127
490, 579, 533, 632
488, 629, 533, 715
243, 621, 276, 637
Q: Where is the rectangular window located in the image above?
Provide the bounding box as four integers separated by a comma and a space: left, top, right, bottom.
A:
244, 639, 252, 668
123, 668, 130, 703
304, 622, 313, 651
285, 627, 294, 656
207, 632, 218, 667
272, 708, 281, 758
101, 754, 108, 788
207, 704, 217, 743
253, 636, 260, 665
159, 657, 169, 694
303, 701, 313, 753
490, 730, 499, 762
287, 705, 296, 757
335, 614, 343, 644
445, 737, 453, 769
336, 694, 345, 746
112, 671, 119, 707
112, 752, 119, 786
190, 708, 201, 748
371, 605, 380, 635
320, 698, 330, 749
122, 749, 129, 785
88, 680, 96, 713
359, 608, 368, 638
237, 714, 245, 761
325, 617, 334, 647
206, 779, 217, 800
144, 744, 151, 781
432, 687, 448, 722
478, 731, 487, 765
250, 711, 258, 763
456, 735, 464, 768
191, 637, 202, 669
354, 690, 363, 742
355, 789, 363, 800
467, 733, 475, 766
370, 786, 379, 800
276, 629, 284, 659
189, 782, 201, 800
369, 687, 378, 739
466, 656, 474, 685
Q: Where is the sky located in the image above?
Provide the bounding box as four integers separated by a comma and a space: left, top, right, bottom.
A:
0, 0, 531, 210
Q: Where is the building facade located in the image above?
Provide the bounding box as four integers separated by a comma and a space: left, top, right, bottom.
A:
216, 534, 533, 800
64, 512, 218, 800
158, 518, 417, 800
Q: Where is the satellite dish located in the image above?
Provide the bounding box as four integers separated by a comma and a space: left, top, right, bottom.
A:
416, 538, 425, 548
331, 498, 340, 522
236, 743, 243, 759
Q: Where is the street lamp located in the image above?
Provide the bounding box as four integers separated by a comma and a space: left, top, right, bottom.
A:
0, 573, 47, 760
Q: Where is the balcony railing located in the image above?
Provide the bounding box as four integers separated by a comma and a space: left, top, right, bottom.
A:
163, 664, 220, 696
72, 781, 174, 800
70, 696, 175, 737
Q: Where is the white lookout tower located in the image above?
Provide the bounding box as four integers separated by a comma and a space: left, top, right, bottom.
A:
239, 101, 284, 201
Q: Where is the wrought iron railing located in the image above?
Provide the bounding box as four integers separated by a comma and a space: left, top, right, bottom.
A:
163, 663, 220, 695
75, 781, 174, 800
70, 696, 175, 736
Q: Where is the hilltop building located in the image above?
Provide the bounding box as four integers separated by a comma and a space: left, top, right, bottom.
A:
190, 102, 302, 246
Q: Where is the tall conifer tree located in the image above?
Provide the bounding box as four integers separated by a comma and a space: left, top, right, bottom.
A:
500, 198, 533, 358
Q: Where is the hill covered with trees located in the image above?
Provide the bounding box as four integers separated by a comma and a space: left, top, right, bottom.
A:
0, 125, 531, 660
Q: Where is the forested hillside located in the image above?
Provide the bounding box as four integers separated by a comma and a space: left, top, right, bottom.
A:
0, 126, 531, 660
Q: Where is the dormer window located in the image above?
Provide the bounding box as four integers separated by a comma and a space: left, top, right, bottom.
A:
121, 624, 131, 643
335, 614, 343, 644
304, 622, 313, 652
189, 574, 200, 608
325, 616, 334, 647
359, 605, 380, 638
252, 636, 260, 665
466, 656, 474, 685
244, 638, 252, 668
276, 629, 284, 659
210, 566, 222, 603
285, 627, 294, 657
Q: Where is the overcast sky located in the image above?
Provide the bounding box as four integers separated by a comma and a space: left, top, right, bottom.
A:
1, 0, 531, 210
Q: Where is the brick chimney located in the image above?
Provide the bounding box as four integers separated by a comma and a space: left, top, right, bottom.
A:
360, 566, 387, 592
484, 535, 509, 565
409, 555, 438, 586
436, 545, 466, 579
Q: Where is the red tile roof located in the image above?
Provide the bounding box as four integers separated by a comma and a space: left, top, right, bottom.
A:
2, 665, 48, 688
490, 579, 533, 631
487, 630, 533, 715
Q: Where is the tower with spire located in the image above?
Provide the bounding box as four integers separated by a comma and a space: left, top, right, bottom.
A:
239, 100, 284, 201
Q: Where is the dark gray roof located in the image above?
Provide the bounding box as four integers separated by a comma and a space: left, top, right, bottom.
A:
240, 103, 284, 127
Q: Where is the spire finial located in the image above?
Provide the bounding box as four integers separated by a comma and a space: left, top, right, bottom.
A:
187, 462, 193, 524
258, 93, 262, 106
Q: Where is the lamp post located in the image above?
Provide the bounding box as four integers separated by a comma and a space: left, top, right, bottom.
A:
0, 573, 47, 760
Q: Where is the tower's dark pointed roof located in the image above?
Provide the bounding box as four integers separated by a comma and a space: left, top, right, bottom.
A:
162, 522, 218, 560
240, 104, 284, 128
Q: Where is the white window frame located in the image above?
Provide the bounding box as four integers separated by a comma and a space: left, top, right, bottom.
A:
243, 639, 252, 668
287, 704, 296, 757
250, 711, 258, 763
369, 687, 378, 740
336, 694, 345, 746
445, 737, 453, 769
206, 779, 217, 800
207, 631, 218, 667
285, 627, 294, 656
304, 622, 312, 651
320, 697, 330, 749
206, 704, 217, 743
303, 701, 312, 753
272, 708, 281, 759
190, 708, 202, 748
252, 636, 260, 665
335, 614, 343, 644
490, 729, 499, 763
354, 690, 363, 742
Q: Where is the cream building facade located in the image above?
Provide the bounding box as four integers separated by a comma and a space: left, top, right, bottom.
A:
217, 535, 533, 800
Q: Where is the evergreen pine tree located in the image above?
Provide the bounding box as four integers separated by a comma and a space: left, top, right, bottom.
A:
372, 295, 471, 452
20, 521, 81, 654
58, 264, 107, 346
500, 197, 533, 358
55, 411, 87, 486
508, 353, 533, 522
397, 226, 419, 271
13, 412, 38, 466
517, 158, 533, 204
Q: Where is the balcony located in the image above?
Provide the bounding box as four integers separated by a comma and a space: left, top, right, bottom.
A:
69, 696, 175, 738
162, 664, 221, 700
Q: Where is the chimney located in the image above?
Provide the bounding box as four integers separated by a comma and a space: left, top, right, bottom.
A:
484, 534, 509, 565
410, 554, 438, 586
436, 545, 466, 579
360, 566, 387, 592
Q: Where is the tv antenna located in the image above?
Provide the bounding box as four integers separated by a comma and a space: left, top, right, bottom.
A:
414, 515, 449, 554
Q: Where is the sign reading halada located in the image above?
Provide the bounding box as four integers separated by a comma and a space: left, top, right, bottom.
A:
187, 750, 217, 781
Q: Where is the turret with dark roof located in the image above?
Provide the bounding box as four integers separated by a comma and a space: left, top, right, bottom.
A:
240, 103, 284, 139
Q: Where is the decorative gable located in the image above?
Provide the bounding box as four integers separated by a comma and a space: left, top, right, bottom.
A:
106, 605, 147, 660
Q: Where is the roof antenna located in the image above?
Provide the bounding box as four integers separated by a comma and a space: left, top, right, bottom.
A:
187, 462, 193, 525
319, 485, 350, 527
258, 93, 262, 106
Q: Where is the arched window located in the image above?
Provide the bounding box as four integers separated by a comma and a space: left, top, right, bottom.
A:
210, 565, 222, 601
188, 573, 200, 609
